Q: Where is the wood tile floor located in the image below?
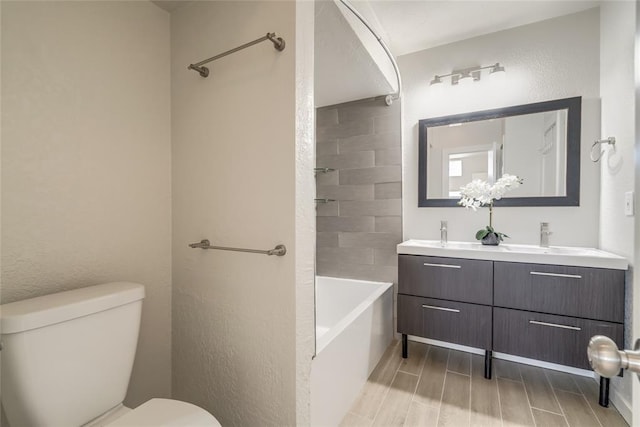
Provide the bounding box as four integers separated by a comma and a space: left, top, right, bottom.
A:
341, 340, 628, 427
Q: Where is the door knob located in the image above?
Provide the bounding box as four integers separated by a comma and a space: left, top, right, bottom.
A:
588, 335, 640, 377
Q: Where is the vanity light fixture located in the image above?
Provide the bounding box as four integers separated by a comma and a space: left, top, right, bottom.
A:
430, 62, 506, 86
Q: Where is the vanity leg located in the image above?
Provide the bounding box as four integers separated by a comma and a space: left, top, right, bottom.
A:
402, 334, 408, 358
599, 377, 610, 407
484, 350, 492, 379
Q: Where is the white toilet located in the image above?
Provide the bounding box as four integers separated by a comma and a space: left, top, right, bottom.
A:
0, 282, 222, 427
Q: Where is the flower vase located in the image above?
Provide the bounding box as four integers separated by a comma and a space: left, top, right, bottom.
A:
481, 232, 500, 246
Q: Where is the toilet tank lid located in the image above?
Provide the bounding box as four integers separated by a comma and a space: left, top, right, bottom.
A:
1, 282, 145, 334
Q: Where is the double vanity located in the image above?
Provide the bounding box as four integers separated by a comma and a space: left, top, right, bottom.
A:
397, 239, 628, 406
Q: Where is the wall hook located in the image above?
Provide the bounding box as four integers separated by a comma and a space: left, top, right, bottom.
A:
590, 137, 616, 162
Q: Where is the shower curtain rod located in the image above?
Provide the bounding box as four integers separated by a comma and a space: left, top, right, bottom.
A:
187, 32, 285, 78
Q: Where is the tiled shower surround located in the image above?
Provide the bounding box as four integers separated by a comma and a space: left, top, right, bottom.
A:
315, 97, 402, 284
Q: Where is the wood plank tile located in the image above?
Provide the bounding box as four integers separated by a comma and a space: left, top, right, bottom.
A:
555, 390, 600, 427
404, 401, 439, 427
532, 408, 568, 427
545, 369, 581, 394
573, 378, 629, 427
398, 341, 428, 376
447, 349, 471, 376
372, 371, 419, 426
350, 340, 402, 420
438, 371, 470, 427
340, 412, 373, 427
498, 378, 535, 426
520, 364, 562, 414
494, 359, 523, 382
587, 400, 628, 427
470, 355, 501, 427
414, 346, 449, 407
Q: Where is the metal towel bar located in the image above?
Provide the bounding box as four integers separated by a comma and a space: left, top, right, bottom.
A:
187, 32, 285, 78
188, 239, 286, 256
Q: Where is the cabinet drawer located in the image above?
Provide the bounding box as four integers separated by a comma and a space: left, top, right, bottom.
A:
493, 307, 623, 370
398, 255, 493, 305
398, 294, 492, 350
494, 262, 624, 322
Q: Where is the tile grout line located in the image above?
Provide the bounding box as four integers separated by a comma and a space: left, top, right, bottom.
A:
519, 373, 540, 427
542, 369, 570, 427
434, 349, 451, 427
495, 375, 505, 427
370, 345, 403, 426
574, 386, 605, 427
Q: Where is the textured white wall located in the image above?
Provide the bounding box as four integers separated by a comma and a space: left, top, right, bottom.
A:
599, 1, 636, 422
171, 2, 314, 425
399, 9, 601, 246
1, 0, 172, 408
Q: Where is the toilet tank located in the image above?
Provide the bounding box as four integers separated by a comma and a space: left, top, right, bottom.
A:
0, 282, 145, 427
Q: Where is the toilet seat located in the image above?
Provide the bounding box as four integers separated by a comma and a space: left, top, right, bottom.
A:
106, 398, 221, 427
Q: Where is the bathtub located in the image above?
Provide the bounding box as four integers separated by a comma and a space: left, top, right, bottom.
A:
311, 276, 394, 427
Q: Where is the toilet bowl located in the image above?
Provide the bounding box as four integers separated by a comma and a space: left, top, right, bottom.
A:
85, 399, 221, 427
0, 282, 221, 427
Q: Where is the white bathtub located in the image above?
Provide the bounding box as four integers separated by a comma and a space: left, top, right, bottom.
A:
311, 276, 394, 427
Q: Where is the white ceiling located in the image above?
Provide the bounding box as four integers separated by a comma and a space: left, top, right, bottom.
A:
362, 0, 600, 57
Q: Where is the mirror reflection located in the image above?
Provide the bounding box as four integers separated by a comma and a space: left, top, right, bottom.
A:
428, 110, 568, 199
418, 97, 581, 207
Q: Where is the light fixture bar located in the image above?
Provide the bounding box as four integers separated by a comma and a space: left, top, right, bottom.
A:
429, 62, 505, 86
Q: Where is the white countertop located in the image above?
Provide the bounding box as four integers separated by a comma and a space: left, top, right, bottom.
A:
397, 239, 628, 270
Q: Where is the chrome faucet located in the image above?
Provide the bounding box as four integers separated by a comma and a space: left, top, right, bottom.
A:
540, 222, 552, 247
440, 221, 448, 246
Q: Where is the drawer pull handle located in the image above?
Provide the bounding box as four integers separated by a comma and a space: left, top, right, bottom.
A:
529, 320, 581, 331
530, 271, 582, 279
423, 263, 461, 269
422, 304, 460, 313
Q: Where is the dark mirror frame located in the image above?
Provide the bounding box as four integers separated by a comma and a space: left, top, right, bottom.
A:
418, 96, 581, 207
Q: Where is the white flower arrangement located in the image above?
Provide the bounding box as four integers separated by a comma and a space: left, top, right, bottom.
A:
458, 174, 523, 243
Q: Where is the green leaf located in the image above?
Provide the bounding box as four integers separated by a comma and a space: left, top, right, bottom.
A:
475, 229, 490, 240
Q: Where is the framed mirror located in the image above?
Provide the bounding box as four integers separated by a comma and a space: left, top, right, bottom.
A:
418, 97, 581, 207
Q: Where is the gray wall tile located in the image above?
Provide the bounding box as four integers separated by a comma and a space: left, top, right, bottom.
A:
317, 118, 373, 140
316, 98, 401, 286
338, 132, 399, 153
337, 99, 398, 123
317, 151, 375, 170
315, 170, 338, 186
339, 166, 401, 185
316, 140, 338, 157
374, 249, 398, 267
374, 114, 400, 134
375, 149, 402, 166
339, 232, 402, 249
316, 107, 338, 126
375, 182, 402, 199
317, 216, 375, 232
315, 201, 339, 216
317, 185, 374, 201
340, 199, 401, 217
317, 232, 338, 248
317, 247, 374, 266
375, 216, 402, 233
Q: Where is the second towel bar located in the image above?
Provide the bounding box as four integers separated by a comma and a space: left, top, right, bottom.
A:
188, 239, 286, 256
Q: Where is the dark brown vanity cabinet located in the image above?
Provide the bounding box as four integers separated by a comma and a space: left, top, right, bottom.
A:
492, 261, 625, 370
397, 254, 494, 373
398, 254, 626, 397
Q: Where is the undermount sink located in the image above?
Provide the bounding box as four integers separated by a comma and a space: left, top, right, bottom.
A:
397, 239, 628, 270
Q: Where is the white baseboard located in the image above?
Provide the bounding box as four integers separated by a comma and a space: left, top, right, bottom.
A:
609, 381, 632, 425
